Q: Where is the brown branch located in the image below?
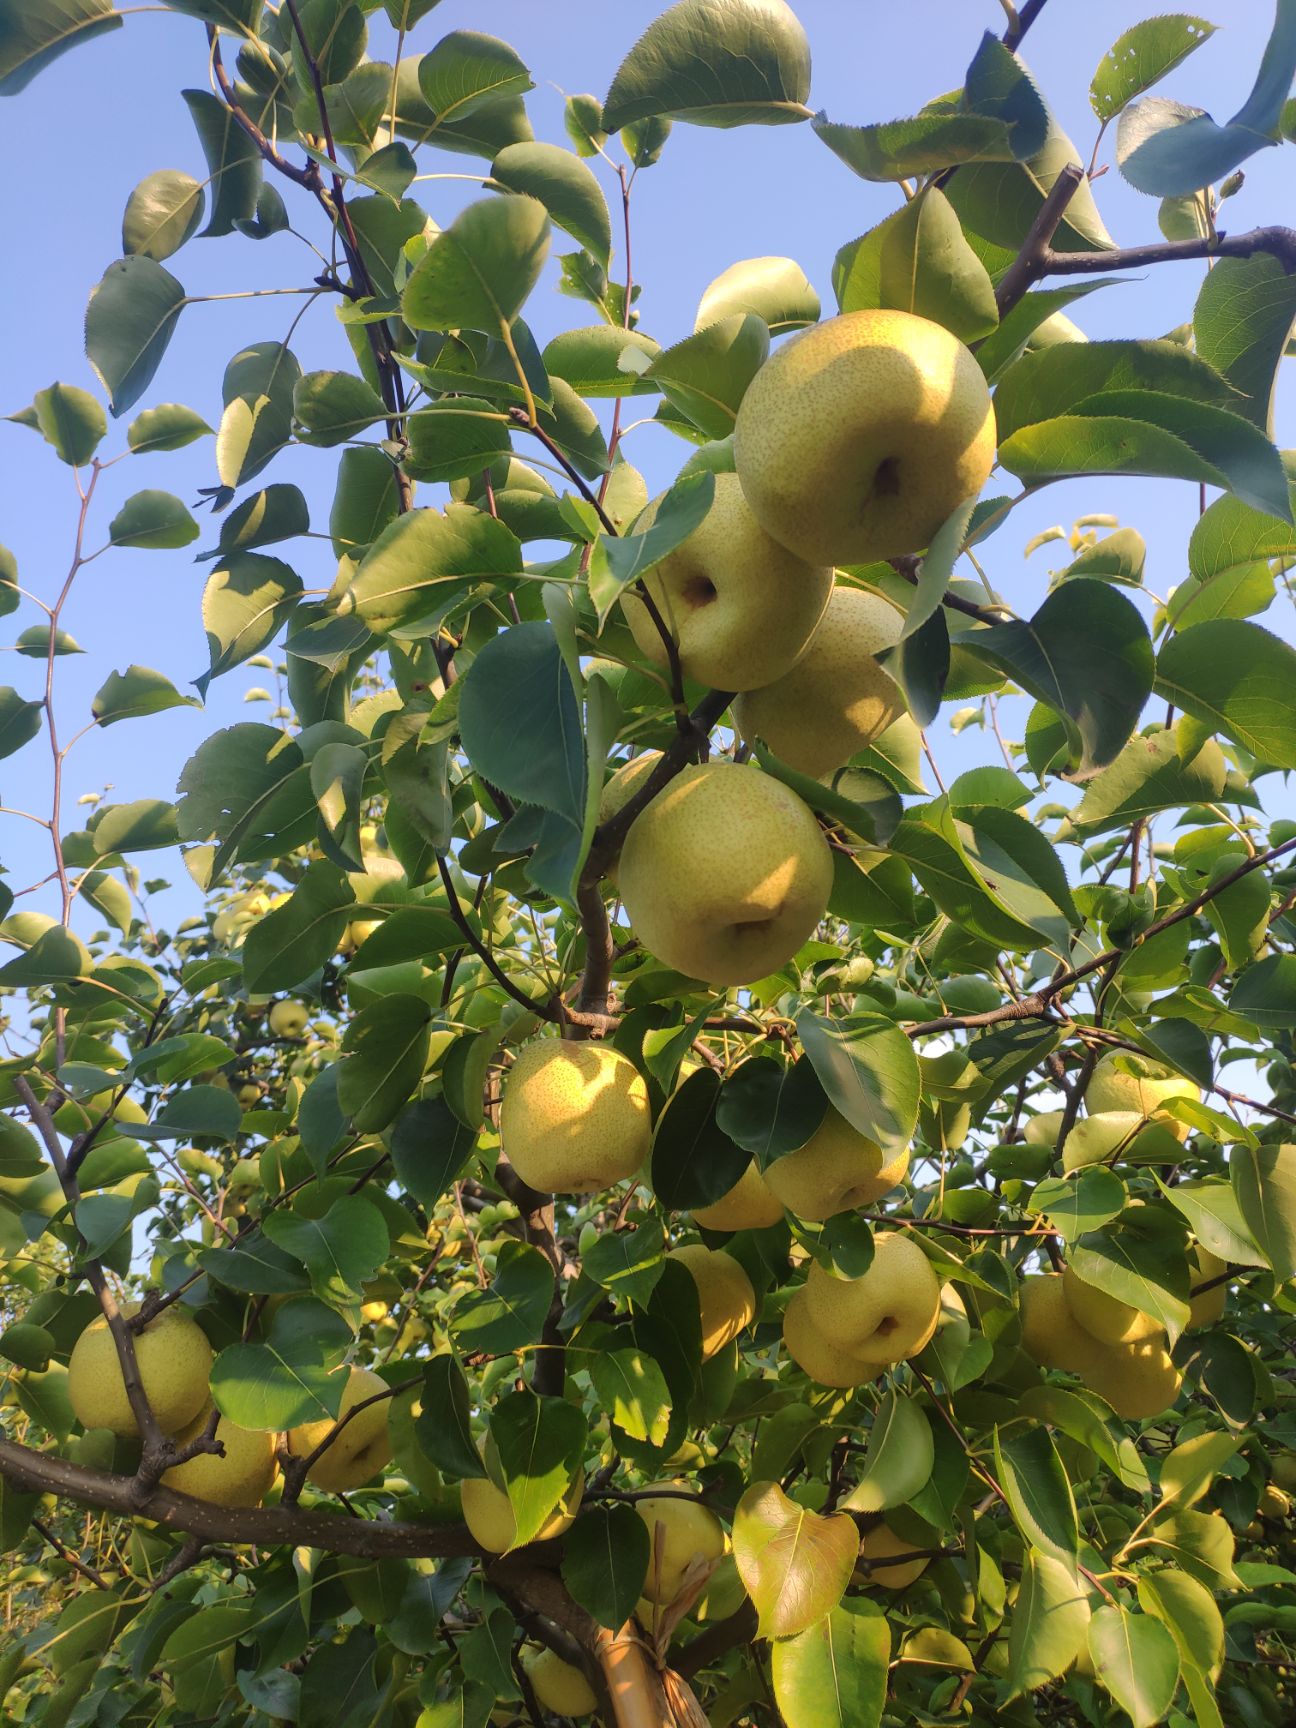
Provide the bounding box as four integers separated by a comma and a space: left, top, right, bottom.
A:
674, 1601, 758, 1679
284, 1375, 421, 1505
890, 554, 1007, 625
208, 29, 318, 189
993, 164, 1086, 318
1017, 224, 1296, 309
30, 1517, 110, 1589
0, 1437, 480, 1561
435, 855, 558, 1021
494, 1158, 567, 1399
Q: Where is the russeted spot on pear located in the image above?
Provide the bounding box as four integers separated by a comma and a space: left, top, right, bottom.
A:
667, 1244, 757, 1358
1085, 1052, 1201, 1140
733, 308, 996, 566
161, 1410, 278, 1508
617, 761, 833, 987
499, 1039, 651, 1195
803, 1232, 941, 1364
620, 472, 833, 692
855, 1520, 931, 1592
634, 1481, 727, 1606
733, 585, 907, 779
522, 1647, 598, 1718
763, 1106, 909, 1221
285, 1366, 393, 1492
692, 1161, 784, 1232
68, 1303, 213, 1439
782, 1287, 881, 1388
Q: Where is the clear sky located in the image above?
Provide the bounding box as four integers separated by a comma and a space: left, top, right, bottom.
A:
2, 0, 1293, 934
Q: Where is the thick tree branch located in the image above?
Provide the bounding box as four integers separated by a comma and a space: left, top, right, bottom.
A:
993, 164, 1086, 317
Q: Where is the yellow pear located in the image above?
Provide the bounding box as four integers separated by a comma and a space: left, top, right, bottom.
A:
68, 1304, 213, 1439
855, 1521, 930, 1591
667, 1244, 757, 1358
161, 1410, 277, 1507
733, 586, 907, 778
286, 1366, 392, 1492
268, 999, 309, 1038
803, 1232, 941, 1364
1084, 1336, 1183, 1421
621, 472, 833, 691
635, 1481, 726, 1605
461, 1469, 583, 1553
1085, 1053, 1200, 1139
1019, 1274, 1107, 1375
523, 1647, 597, 1717
782, 1288, 881, 1388
500, 1040, 651, 1194
1023, 1111, 1066, 1148
692, 1161, 784, 1231
1188, 1245, 1227, 1331
1062, 1266, 1163, 1347
733, 308, 996, 565
599, 751, 663, 827
1259, 1484, 1291, 1521
618, 761, 833, 986
763, 1108, 909, 1221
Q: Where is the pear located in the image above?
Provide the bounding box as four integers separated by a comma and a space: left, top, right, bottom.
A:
733, 308, 996, 565
1062, 1265, 1163, 1347
1019, 1274, 1183, 1420
634, 1481, 727, 1605
855, 1521, 931, 1591
1085, 1053, 1201, 1140
782, 1288, 881, 1388
68, 1304, 213, 1439
667, 1244, 756, 1358
461, 1469, 583, 1553
598, 750, 664, 882
763, 1108, 909, 1221
803, 1232, 941, 1364
285, 1366, 392, 1492
1019, 1274, 1107, 1376
522, 1647, 598, 1717
161, 1410, 277, 1507
500, 1040, 651, 1194
692, 1161, 785, 1231
618, 761, 833, 987
1187, 1245, 1227, 1331
620, 473, 833, 691
733, 586, 907, 778
268, 999, 309, 1038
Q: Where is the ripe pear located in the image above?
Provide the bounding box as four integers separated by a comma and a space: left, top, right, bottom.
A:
803, 1232, 941, 1364
1019, 1275, 1182, 1420
68, 1303, 213, 1439
523, 1648, 597, 1718
782, 1288, 881, 1388
618, 761, 833, 986
1019, 1274, 1107, 1376
1023, 1111, 1065, 1148
763, 1108, 909, 1221
667, 1244, 757, 1358
461, 1468, 584, 1553
500, 1039, 651, 1194
1188, 1245, 1227, 1331
733, 586, 906, 778
855, 1520, 930, 1591
599, 750, 663, 827
161, 1410, 277, 1507
268, 999, 309, 1038
733, 308, 996, 565
635, 1481, 727, 1605
1085, 1053, 1200, 1139
620, 472, 833, 691
1062, 1265, 1163, 1347
286, 1366, 392, 1492
692, 1161, 785, 1231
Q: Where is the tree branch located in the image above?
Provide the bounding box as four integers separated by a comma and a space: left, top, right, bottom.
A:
993, 164, 1086, 318
435, 855, 558, 1021
1003, 0, 1051, 50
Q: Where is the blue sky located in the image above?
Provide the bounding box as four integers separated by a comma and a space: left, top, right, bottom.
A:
2, 0, 1293, 932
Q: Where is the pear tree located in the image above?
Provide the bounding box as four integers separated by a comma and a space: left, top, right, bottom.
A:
2, 1, 1296, 1725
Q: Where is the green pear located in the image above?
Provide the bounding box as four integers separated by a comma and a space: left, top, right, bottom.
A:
763, 1107, 909, 1221
522, 1647, 598, 1717
161, 1410, 277, 1507
634, 1481, 727, 1605
803, 1232, 941, 1364
68, 1304, 212, 1439
1085, 1053, 1201, 1139
667, 1244, 756, 1358
500, 1039, 651, 1194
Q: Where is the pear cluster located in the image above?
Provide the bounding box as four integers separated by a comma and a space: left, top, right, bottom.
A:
783, 1232, 942, 1387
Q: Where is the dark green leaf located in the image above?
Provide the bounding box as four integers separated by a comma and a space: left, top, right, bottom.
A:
343, 502, 522, 636
816, 111, 1014, 182
1069, 1211, 1192, 1342
107, 489, 198, 550
242, 862, 355, 993
198, 551, 303, 696
588, 470, 715, 623
31, 382, 105, 465
644, 313, 768, 439
264, 1196, 389, 1306
122, 169, 203, 261
1027, 1168, 1127, 1241
1004, 1550, 1092, 1699
1230, 1141, 1296, 1279
562, 1505, 650, 1631
126, 401, 211, 453
840, 1391, 934, 1513
293, 370, 387, 446
603, 0, 812, 131
0, 690, 43, 761
717, 1055, 826, 1166
651, 1067, 749, 1210
1194, 252, 1296, 433
416, 1354, 485, 1479
795, 1011, 920, 1158
402, 194, 550, 339
0, 0, 122, 96
216, 340, 302, 489
1156, 620, 1296, 767
85, 257, 186, 416
338, 994, 433, 1131
91, 665, 198, 727
182, 88, 260, 235
450, 1239, 554, 1353
492, 142, 611, 267
391, 1095, 478, 1207
458, 622, 586, 826
994, 1424, 1078, 1566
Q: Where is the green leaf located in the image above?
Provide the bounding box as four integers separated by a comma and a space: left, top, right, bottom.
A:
90, 796, 178, 855
15, 623, 82, 657
391, 1096, 477, 1206
126, 401, 211, 453
311, 741, 367, 870
994, 339, 1234, 443
717, 1054, 826, 1166
588, 470, 715, 623
1159, 1430, 1240, 1511
343, 906, 461, 971
402, 194, 550, 340
651, 1067, 750, 1210
562, 1505, 651, 1631
122, 169, 204, 262
182, 88, 261, 236
491, 1387, 587, 1547
732, 1480, 858, 1640
264, 1196, 389, 1307
1027, 1168, 1127, 1242
242, 862, 355, 993
200, 1235, 312, 1295
338, 994, 432, 1132
133, 1083, 241, 1142
771, 1598, 890, 1728
536, 377, 609, 478
874, 186, 998, 343
107, 489, 198, 550
1194, 253, 1296, 433
90, 665, 198, 728
208, 483, 311, 560
1231, 952, 1296, 1029
458, 622, 586, 827
30, 382, 105, 466
1004, 1549, 1092, 1698
415, 29, 532, 125
1090, 16, 1217, 122
1156, 620, 1296, 768
199, 552, 303, 696
0, 0, 122, 96
955, 580, 1153, 775
541, 325, 660, 398
976, 280, 1123, 383
85, 256, 186, 417
644, 312, 768, 438
815, 111, 1015, 182
696, 255, 819, 334
404, 399, 512, 484
964, 31, 1050, 159
210, 1336, 344, 1433
0, 926, 91, 985
1137, 1568, 1224, 1680
795, 1011, 920, 1159
994, 1424, 1078, 1567
0, 1116, 46, 1177
416, 1354, 485, 1480
582, 1218, 666, 1306
1017, 1385, 1150, 1492
492, 142, 611, 268
450, 1238, 554, 1354
1070, 729, 1227, 831
1087, 1605, 1181, 1728
899, 498, 979, 643
0, 689, 43, 761
293, 370, 387, 447
217, 340, 302, 489
945, 104, 1115, 254
75, 1177, 159, 1255
841, 1391, 934, 1513
1069, 1211, 1192, 1343
1177, 487, 1296, 628
343, 503, 522, 636
1157, 1177, 1267, 1267
1230, 1141, 1296, 1279
603, 0, 811, 131
589, 1347, 672, 1447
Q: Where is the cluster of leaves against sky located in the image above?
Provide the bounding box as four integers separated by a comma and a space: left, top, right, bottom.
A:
1, 1, 1296, 1726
